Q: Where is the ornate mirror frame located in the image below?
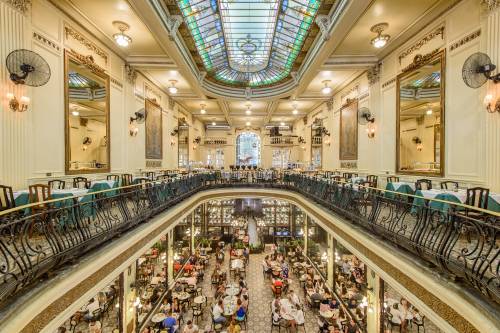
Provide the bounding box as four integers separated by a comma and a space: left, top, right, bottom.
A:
396, 49, 445, 177
64, 49, 111, 175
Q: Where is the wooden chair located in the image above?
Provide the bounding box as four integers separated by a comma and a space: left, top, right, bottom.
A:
440, 181, 459, 190
366, 175, 378, 188
142, 171, 155, 180
28, 184, 52, 235
73, 177, 89, 189
342, 172, 355, 180
0, 185, 16, 211
191, 303, 203, 323
121, 174, 133, 186
387, 176, 399, 183
48, 179, 65, 190
415, 179, 432, 190
412, 315, 426, 333
106, 174, 120, 183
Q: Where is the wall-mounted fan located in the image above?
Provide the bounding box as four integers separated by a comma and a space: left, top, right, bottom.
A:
130, 108, 146, 124
358, 107, 375, 125
6, 49, 51, 86
462, 52, 500, 88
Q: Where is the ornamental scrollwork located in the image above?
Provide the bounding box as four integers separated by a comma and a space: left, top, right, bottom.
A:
398, 25, 444, 64
6, 0, 31, 14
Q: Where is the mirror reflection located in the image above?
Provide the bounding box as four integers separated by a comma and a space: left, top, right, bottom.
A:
311, 119, 323, 169
65, 52, 109, 173
178, 119, 189, 169
397, 51, 444, 175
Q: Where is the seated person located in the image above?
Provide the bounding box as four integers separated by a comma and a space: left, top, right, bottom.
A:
162, 311, 178, 333
235, 299, 246, 320
212, 299, 226, 324
329, 298, 340, 310
172, 298, 182, 314
88, 319, 101, 333
160, 298, 171, 312
288, 290, 301, 307
319, 298, 331, 312
271, 278, 283, 294
83, 298, 101, 321
294, 305, 305, 326
182, 320, 198, 333
151, 273, 164, 285
241, 294, 249, 311
347, 298, 358, 310
228, 318, 241, 333
173, 282, 183, 293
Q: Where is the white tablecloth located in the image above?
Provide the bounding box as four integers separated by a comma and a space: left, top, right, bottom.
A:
391, 182, 416, 191
418, 189, 467, 203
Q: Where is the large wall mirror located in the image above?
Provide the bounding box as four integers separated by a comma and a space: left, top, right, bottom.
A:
396, 50, 445, 176
178, 118, 189, 168
64, 50, 110, 174
311, 118, 323, 169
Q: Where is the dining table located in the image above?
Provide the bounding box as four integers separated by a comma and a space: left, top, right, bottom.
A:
231, 258, 244, 270
225, 283, 240, 297
412, 189, 500, 214
223, 295, 238, 316
151, 312, 167, 323
384, 182, 416, 199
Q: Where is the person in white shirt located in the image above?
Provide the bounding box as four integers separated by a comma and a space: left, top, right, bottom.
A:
390, 303, 403, 325
212, 300, 226, 323
288, 290, 301, 307
151, 274, 164, 285
294, 305, 305, 325
182, 320, 199, 333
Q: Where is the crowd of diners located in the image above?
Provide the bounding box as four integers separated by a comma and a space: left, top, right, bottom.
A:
263, 242, 364, 333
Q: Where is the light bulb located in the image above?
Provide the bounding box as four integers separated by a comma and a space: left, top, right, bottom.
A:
372, 37, 387, 48
212, 121, 216, 126
6, 92, 14, 99
280, 122, 285, 126
292, 109, 298, 115
72, 110, 80, 116
20, 96, 30, 104
246, 121, 251, 126
114, 33, 131, 47
245, 109, 251, 115
322, 86, 332, 95
168, 86, 178, 94
426, 109, 433, 115
484, 94, 493, 105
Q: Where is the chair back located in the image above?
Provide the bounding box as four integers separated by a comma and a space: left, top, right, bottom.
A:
48, 179, 65, 190
106, 174, 120, 183
142, 171, 155, 180
342, 173, 353, 179
440, 181, 458, 190
465, 187, 489, 210
121, 174, 133, 186
28, 184, 51, 206
73, 177, 89, 189
415, 179, 432, 190
366, 175, 378, 188
0, 185, 15, 211
387, 176, 399, 183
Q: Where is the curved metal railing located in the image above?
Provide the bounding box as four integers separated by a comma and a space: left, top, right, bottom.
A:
0, 172, 498, 310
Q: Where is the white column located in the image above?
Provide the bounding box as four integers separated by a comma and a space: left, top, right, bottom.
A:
484, 5, 500, 192
366, 267, 381, 333
0, 2, 32, 189
167, 230, 174, 286
327, 234, 334, 288
123, 265, 137, 333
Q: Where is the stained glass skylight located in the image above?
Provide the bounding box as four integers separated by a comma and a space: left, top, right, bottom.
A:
177, 0, 321, 87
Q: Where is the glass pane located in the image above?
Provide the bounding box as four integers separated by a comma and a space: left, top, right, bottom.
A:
236, 132, 261, 166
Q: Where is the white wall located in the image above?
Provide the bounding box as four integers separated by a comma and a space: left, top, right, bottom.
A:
0, 0, 194, 189
294, 0, 500, 191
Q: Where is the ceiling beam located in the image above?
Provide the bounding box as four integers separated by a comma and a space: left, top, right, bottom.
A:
263, 100, 280, 125
217, 100, 233, 126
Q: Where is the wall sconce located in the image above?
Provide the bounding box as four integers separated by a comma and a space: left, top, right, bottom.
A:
484, 94, 500, 113
192, 145, 197, 150
82, 136, 92, 151
129, 125, 139, 137
366, 122, 376, 138
193, 136, 201, 144
170, 138, 176, 146
298, 136, 306, 144
412, 136, 423, 151
324, 138, 331, 146
6, 93, 29, 112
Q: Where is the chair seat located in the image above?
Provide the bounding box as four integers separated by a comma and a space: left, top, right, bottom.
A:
193, 310, 202, 315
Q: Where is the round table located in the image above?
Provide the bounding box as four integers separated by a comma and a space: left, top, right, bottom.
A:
320, 310, 334, 319
194, 296, 206, 305
282, 313, 295, 321
152, 313, 167, 323
226, 285, 240, 296
172, 292, 190, 301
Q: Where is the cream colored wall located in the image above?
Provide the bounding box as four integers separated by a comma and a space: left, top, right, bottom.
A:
294, 0, 500, 190
0, 0, 190, 189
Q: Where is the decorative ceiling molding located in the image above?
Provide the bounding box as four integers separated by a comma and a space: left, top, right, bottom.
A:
315, 14, 331, 42
64, 25, 108, 64
6, 0, 31, 14
367, 63, 381, 86
216, 100, 233, 126
449, 29, 481, 52
32, 31, 60, 53
124, 64, 137, 85
68, 49, 106, 75
481, 0, 500, 12
398, 25, 444, 64
263, 101, 280, 125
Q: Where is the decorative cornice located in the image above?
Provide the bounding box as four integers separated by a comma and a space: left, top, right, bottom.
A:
449, 29, 481, 52
315, 14, 331, 41
124, 63, 137, 84
326, 98, 334, 112
6, 0, 31, 14
64, 25, 108, 64
165, 14, 182, 41
32, 31, 60, 52
401, 48, 441, 73
168, 96, 175, 111
68, 49, 106, 75
110, 77, 123, 88
399, 25, 444, 64
367, 63, 381, 86
481, 0, 500, 11
382, 77, 396, 88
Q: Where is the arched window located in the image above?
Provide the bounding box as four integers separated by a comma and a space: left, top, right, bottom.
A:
236, 132, 260, 166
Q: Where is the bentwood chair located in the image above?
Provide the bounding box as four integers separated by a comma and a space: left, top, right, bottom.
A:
142, 171, 155, 181
387, 176, 399, 183
106, 174, 120, 183
415, 179, 432, 191
48, 179, 65, 190
366, 175, 378, 188
440, 181, 459, 190
0, 185, 16, 212
412, 315, 426, 333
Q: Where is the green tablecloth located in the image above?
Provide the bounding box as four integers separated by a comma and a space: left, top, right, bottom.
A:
90, 180, 118, 197
384, 182, 415, 199
412, 191, 500, 214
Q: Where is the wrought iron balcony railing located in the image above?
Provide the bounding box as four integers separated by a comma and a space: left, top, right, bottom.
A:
0, 172, 498, 310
